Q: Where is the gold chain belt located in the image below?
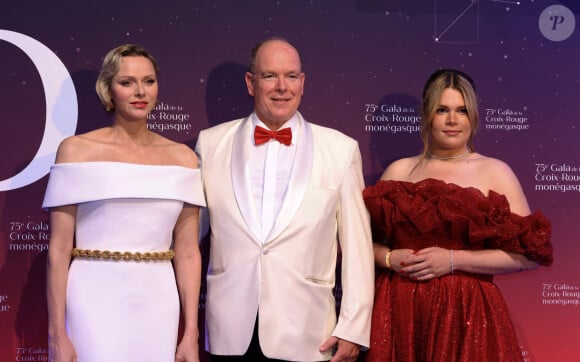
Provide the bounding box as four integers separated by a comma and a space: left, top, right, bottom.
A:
71, 248, 174, 261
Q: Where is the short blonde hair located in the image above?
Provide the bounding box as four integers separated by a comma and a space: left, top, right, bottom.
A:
420, 69, 479, 158
95, 44, 159, 111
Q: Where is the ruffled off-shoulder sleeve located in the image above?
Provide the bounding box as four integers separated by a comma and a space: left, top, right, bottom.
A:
363, 179, 553, 266
476, 191, 553, 266
363, 180, 405, 244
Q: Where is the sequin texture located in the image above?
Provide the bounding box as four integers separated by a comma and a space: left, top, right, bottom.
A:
362, 179, 553, 362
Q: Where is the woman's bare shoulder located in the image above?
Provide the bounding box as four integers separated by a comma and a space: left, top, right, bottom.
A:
169, 143, 199, 169
54, 132, 100, 163
472, 153, 531, 214
472, 153, 517, 180
381, 155, 422, 181
151, 133, 198, 169
55, 128, 117, 163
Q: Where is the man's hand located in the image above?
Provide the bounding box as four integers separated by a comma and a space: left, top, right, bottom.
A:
319, 336, 360, 362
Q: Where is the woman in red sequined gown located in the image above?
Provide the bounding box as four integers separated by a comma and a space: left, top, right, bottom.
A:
363, 69, 553, 362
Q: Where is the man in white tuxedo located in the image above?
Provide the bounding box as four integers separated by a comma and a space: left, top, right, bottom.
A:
196, 37, 374, 362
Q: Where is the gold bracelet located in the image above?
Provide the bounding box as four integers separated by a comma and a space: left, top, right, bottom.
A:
71, 248, 174, 261
385, 249, 392, 269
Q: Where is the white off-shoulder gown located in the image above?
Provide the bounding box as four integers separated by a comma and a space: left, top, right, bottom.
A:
42, 162, 206, 362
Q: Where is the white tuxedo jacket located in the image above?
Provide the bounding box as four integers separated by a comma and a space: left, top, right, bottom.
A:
195, 113, 374, 361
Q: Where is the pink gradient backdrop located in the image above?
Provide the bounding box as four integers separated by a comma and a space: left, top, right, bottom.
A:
1, 1, 578, 361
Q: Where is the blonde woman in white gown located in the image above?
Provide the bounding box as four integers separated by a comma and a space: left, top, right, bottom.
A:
43, 44, 205, 362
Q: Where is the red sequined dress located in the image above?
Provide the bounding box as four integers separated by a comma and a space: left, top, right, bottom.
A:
363, 179, 553, 362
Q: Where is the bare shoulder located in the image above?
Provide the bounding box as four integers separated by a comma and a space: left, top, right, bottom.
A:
171, 143, 199, 169
477, 154, 513, 170
151, 133, 198, 169
54, 133, 94, 163
381, 155, 422, 181
476, 154, 531, 215
55, 128, 112, 163
54, 136, 80, 163
476, 154, 520, 185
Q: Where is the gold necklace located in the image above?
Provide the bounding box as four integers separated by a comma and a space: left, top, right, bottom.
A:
427, 148, 470, 160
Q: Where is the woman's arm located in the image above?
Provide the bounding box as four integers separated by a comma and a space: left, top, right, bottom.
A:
450, 248, 537, 274
373, 244, 415, 274
173, 205, 202, 362
402, 247, 538, 281
46, 205, 77, 361
485, 158, 531, 216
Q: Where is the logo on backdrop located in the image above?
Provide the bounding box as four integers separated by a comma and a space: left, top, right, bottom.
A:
0, 30, 77, 191
539, 5, 576, 42
0, 294, 9, 313
534, 162, 580, 193
484, 106, 529, 131
542, 282, 580, 307
363, 103, 421, 135
147, 101, 193, 134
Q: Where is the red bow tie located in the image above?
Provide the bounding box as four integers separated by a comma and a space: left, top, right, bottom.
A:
254, 125, 292, 146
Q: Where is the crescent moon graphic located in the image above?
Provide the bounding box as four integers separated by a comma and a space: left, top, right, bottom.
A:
0, 30, 77, 191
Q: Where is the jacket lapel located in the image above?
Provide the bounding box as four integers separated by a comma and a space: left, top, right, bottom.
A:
265, 113, 313, 243
231, 117, 262, 243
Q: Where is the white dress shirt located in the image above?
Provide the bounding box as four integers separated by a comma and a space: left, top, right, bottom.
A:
249, 113, 298, 242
